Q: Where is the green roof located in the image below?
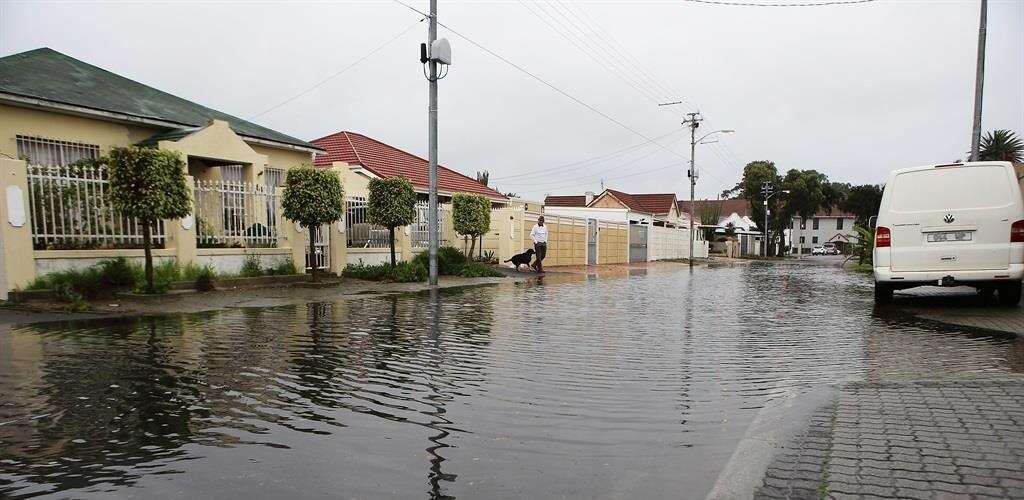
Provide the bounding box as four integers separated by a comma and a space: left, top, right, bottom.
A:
0, 48, 319, 151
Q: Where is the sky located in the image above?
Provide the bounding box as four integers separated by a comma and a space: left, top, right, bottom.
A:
1, 0, 1021, 201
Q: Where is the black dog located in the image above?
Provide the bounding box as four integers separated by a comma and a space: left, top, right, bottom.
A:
504, 249, 536, 270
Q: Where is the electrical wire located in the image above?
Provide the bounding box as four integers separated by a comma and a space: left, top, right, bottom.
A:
682, 0, 874, 6
391, 0, 722, 186
248, 18, 424, 120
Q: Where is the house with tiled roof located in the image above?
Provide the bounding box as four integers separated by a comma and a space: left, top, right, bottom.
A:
544, 189, 686, 228
0, 47, 327, 297
312, 131, 507, 203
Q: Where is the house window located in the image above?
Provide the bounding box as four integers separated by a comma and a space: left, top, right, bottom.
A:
812, 236, 819, 244
264, 168, 284, 231
813, 218, 820, 230
16, 135, 99, 166
836, 217, 844, 230
799, 236, 805, 244
800, 218, 806, 230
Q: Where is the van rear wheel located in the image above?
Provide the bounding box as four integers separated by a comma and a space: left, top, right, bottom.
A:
874, 282, 893, 305
998, 282, 1022, 307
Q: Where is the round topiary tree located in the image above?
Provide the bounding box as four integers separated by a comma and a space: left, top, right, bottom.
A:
281, 166, 345, 281
451, 193, 492, 258
367, 177, 417, 267
106, 146, 192, 293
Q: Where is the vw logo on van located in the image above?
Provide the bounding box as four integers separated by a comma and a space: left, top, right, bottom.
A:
943, 213, 955, 224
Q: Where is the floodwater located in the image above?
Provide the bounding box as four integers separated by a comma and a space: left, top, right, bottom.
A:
1, 260, 1022, 499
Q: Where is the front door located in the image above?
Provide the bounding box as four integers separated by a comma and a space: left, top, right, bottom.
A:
587, 218, 598, 265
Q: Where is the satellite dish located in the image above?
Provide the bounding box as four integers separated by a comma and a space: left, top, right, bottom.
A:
430, 38, 452, 65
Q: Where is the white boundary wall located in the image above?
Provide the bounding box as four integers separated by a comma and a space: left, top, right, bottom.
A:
649, 225, 688, 261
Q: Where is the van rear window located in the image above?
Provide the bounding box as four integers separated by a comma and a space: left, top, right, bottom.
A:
891, 166, 1013, 212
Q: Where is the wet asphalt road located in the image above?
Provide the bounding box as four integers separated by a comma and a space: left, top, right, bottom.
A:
1, 258, 1021, 499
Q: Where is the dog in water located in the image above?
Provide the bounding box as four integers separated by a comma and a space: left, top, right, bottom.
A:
504, 248, 536, 271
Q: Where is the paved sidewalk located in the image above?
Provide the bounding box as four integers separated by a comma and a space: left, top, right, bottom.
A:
755, 379, 1024, 499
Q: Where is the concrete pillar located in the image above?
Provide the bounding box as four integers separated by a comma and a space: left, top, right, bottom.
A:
329, 220, 347, 275
398, 225, 412, 263
281, 218, 307, 272
0, 158, 35, 298
170, 176, 198, 269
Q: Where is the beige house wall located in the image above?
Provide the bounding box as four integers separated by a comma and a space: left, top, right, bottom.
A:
0, 104, 158, 160
590, 193, 627, 209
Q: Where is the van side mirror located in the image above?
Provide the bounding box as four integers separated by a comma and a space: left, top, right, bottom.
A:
868, 215, 877, 229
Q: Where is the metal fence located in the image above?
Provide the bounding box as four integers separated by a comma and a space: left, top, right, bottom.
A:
345, 196, 389, 248
193, 179, 279, 248
411, 201, 450, 248
26, 164, 166, 250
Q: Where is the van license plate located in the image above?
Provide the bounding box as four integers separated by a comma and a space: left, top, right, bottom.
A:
927, 231, 971, 242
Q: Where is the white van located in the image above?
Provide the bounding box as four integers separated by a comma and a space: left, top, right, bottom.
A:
873, 161, 1024, 305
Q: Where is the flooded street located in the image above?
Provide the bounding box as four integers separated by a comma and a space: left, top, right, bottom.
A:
2, 260, 1022, 499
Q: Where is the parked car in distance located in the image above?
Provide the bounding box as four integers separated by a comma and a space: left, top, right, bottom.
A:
811, 243, 840, 255
873, 161, 1024, 305
811, 246, 826, 255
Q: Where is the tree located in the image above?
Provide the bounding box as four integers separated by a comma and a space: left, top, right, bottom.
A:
976, 129, 1023, 163
107, 147, 191, 293
452, 193, 492, 257
476, 170, 490, 186
366, 177, 416, 267
778, 169, 832, 255
699, 203, 722, 241
735, 161, 781, 234
840, 184, 883, 227
281, 166, 345, 281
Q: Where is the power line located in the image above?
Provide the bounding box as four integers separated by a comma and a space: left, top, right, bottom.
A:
248, 18, 423, 120
491, 128, 682, 181
391, 0, 722, 182
682, 0, 874, 6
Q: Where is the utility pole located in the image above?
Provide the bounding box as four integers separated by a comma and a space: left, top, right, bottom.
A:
969, 0, 988, 161
762, 181, 773, 257
683, 112, 703, 268
427, 0, 439, 285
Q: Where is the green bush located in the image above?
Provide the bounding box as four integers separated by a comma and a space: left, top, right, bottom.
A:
240, 253, 263, 278
194, 265, 216, 292
27, 257, 143, 300
411, 246, 468, 275
342, 261, 427, 282
267, 257, 298, 276
98, 258, 137, 290
180, 262, 209, 281
458, 261, 505, 278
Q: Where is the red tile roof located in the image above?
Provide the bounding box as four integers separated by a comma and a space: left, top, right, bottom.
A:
603, 190, 677, 215
312, 131, 507, 200
678, 199, 752, 217
544, 195, 588, 207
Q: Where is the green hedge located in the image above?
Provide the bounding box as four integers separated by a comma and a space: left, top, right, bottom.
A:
345, 246, 504, 282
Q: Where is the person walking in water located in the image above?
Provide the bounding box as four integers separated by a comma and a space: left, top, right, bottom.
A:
530, 216, 548, 273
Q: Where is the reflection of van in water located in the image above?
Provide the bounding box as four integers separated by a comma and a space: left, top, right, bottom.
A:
873, 161, 1024, 305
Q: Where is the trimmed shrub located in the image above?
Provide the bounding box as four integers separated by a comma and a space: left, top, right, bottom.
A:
268, 257, 298, 276
458, 261, 505, 278
281, 166, 344, 281
342, 262, 426, 282
393, 261, 427, 282
194, 265, 216, 292
411, 246, 468, 275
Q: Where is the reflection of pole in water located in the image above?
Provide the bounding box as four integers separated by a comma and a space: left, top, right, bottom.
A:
425, 286, 456, 498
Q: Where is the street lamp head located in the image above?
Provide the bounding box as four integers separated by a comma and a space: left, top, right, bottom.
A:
720, 129, 735, 134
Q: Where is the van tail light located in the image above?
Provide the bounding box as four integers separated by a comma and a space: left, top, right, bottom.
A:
1011, 220, 1024, 243
875, 226, 891, 248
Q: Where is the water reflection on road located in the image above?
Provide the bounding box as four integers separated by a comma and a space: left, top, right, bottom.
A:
1, 261, 1021, 499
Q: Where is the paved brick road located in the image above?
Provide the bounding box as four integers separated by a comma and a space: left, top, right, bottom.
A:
755, 379, 1024, 499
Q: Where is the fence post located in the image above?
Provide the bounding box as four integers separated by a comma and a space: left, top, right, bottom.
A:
397, 225, 412, 263
170, 176, 198, 270
0, 158, 36, 298
282, 217, 306, 274
329, 219, 347, 275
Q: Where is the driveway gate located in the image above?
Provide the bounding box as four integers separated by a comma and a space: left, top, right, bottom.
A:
587, 218, 598, 265
629, 224, 648, 263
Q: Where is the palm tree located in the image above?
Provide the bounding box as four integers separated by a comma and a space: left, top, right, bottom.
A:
978, 130, 1023, 163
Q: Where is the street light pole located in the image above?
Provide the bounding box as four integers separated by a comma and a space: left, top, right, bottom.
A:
685, 114, 701, 268
427, 0, 439, 285
969, 0, 988, 162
